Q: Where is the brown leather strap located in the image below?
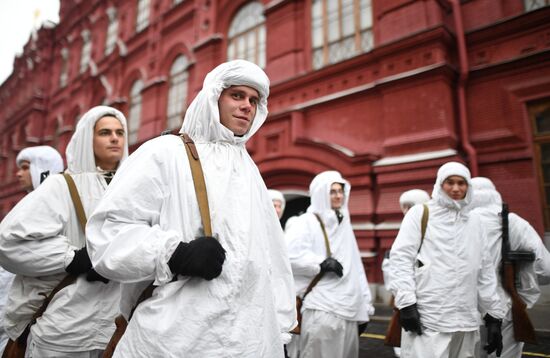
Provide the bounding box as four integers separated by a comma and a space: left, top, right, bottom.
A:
417, 204, 429, 254
302, 213, 333, 300
62, 173, 87, 232
313, 213, 331, 257
128, 133, 213, 319
15, 175, 86, 340
180, 134, 212, 236
16, 273, 78, 345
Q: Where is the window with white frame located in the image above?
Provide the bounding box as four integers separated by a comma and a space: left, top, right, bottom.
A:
105, 7, 119, 56
166, 56, 189, 130
136, 0, 150, 33
128, 80, 144, 144
59, 48, 69, 88
227, 2, 265, 68
311, 0, 373, 70
524, 0, 550, 11
79, 30, 92, 73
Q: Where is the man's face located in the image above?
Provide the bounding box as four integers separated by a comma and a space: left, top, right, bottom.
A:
218, 85, 259, 136
330, 182, 345, 210
93, 116, 125, 171
442, 175, 468, 200
272, 199, 283, 219
16, 160, 33, 191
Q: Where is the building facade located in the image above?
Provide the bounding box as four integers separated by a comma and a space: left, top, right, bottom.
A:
1, 0, 550, 289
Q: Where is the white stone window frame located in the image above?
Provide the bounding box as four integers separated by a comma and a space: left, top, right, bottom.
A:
128, 80, 144, 145
59, 47, 69, 88
136, 0, 150, 33
79, 29, 92, 74
105, 7, 119, 56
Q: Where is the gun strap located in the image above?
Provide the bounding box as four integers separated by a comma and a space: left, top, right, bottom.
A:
15, 174, 84, 344
302, 213, 333, 300
63, 173, 87, 231
417, 204, 429, 253
128, 134, 212, 321
181, 133, 212, 236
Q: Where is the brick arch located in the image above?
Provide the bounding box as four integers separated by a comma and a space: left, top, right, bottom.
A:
256, 139, 371, 183
160, 42, 194, 75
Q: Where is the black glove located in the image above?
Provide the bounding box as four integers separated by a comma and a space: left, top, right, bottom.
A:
484, 314, 503, 357
319, 257, 343, 277
358, 322, 368, 336
86, 269, 110, 284
65, 247, 92, 275
400, 303, 422, 335
168, 237, 226, 280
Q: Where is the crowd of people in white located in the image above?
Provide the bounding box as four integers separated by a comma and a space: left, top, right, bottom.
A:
0, 60, 549, 358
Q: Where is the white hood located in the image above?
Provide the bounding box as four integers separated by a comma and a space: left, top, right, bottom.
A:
470, 176, 502, 211
307, 170, 350, 226
399, 189, 430, 209
432, 161, 473, 210
181, 59, 269, 144
65, 106, 129, 174
16, 146, 64, 190
268, 189, 286, 212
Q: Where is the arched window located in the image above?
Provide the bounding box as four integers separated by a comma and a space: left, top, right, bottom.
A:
166, 56, 189, 131
311, 0, 373, 69
227, 2, 265, 68
128, 80, 143, 144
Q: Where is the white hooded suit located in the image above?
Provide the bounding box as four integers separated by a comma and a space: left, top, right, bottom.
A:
389, 162, 506, 358
0, 106, 128, 354
0, 146, 63, 350
86, 60, 296, 358
285, 170, 374, 358
15, 146, 64, 190
471, 177, 550, 358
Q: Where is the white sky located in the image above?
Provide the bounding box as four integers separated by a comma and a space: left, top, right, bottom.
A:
0, 0, 60, 85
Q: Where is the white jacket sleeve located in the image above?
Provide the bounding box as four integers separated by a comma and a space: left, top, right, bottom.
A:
354, 242, 375, 317
86, 142, 183, 285
285, 215, 323, 277
477, 223, 507, 319
0, 176, 76, 276
388, 204, 423, 309
262, 198, 298, 338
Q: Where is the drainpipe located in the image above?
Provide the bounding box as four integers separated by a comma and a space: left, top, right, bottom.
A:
449, 0, 478, 176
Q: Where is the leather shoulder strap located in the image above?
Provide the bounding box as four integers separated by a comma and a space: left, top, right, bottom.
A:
128, 134, 213, 321
17, 174, 82, 343
417, 204, 429, 253
302, 213, 333, 300
313, 213, 332, 257
180, 133, 212, 236
17, 273, 78, 343
62, 173, 87, 231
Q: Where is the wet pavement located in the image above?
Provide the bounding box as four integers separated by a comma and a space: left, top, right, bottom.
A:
358, 302, 550, 357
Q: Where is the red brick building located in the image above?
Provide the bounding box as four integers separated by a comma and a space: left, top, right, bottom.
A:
1, 0, 550, 288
